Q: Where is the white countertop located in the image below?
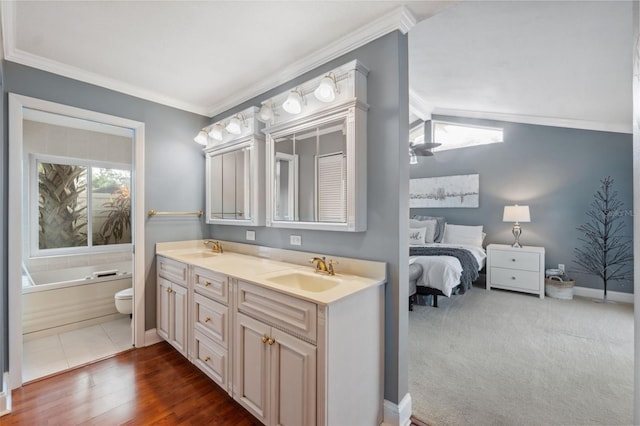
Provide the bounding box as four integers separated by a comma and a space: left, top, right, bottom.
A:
155, 241, 386, 305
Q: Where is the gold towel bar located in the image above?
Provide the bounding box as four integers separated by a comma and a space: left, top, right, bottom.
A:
148, 210, 203, 217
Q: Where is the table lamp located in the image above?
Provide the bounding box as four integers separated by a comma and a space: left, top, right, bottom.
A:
503, 204, 530, 248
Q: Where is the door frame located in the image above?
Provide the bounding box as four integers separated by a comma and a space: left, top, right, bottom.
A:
7, 93, 146, 389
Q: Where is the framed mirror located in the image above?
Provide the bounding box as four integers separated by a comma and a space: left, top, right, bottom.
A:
205, 106, 265, 226
263, 60, 368, 232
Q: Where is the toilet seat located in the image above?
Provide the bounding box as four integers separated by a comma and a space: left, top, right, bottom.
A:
115, 287, 133, 300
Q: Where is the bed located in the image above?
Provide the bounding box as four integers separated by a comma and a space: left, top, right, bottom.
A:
408, 216, 487, 309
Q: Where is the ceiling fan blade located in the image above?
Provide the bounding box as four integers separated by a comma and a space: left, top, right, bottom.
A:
421, 142, 442, 149
411, 144, 435, 156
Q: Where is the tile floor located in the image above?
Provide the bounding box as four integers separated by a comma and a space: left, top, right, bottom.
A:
22, 316, 133, 383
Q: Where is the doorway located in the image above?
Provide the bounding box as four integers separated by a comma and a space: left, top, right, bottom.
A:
8, 94, 146, 389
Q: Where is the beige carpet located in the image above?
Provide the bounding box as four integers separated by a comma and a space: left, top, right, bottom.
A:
409, 286, 634, 426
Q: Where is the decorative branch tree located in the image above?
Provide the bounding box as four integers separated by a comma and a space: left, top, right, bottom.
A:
573, 176, 633, 302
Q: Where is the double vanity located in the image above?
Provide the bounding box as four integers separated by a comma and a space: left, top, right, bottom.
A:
157, 60, 383, 424
156, 240, 385, 426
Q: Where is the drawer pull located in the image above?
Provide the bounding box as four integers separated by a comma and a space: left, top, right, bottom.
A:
204, 356, 210, 362
262, 335, 269, 344
511, 276, 516, 280
166, 288, 172, 293
511, 258, 516, 262
204, 281, 212, 287
204, 317, 211, 323
267, 338, 275, 346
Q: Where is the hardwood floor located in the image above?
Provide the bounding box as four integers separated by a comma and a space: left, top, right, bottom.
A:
4, 342, 260, 425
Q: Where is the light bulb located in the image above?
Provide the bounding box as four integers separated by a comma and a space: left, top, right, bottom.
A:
282, 90, 303, 115
409, 149, 418, 165
194, 130, 208, 146
314, 75, 337, 102
208, 124, 225, 141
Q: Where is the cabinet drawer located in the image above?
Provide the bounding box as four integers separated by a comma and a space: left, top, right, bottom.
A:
490, 250, 540, 272
237, 280, 317, 342
193, 267, 228, 304
490, 267, 540, 292
194, 293, 228, 348
157, 256, 188, 285
193, 330, 228, 389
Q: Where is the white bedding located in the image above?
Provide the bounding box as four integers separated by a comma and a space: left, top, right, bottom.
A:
410, 243, 486, 297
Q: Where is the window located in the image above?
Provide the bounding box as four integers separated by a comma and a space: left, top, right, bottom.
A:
34, 155, 131, 255
432, 121, 503, 151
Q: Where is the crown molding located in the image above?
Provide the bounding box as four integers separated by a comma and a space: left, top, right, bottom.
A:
1, 2, 415, 119
432, 107, 632, 134
204, 6, 417, 117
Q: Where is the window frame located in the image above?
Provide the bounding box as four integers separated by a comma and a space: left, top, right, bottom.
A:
30, 153, 132, 257
431, 120, 504, 151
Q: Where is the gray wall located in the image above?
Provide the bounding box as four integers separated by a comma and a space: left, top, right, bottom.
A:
208, 32, 410, 404
411, 115, 634, 293
2, 61, 209, 329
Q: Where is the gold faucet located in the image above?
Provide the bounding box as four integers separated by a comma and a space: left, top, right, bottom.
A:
309, 256, 338, 276
203, 240, 223, 253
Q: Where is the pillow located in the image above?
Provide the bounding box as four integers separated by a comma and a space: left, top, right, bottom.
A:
409, 227, 428, 245
411, 215, 446, 242
442, 224, 484, 247
409, 219, 437, 243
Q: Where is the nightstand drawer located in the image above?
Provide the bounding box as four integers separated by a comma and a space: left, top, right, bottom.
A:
490, 249, 540, 272
490, 267, 540, 291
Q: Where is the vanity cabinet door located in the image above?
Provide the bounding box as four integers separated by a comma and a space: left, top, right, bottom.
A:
157, 275, 188, 357
235, 313, 270, 424
270, 328, 316, 426
157, 277, 171, 342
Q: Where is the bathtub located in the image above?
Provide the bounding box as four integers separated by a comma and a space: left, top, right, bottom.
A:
22, 261, 132, 338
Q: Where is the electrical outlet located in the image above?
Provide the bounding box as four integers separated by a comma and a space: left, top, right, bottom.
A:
558, 264, 565, 273
246, 230, 256, 241
290, 235, 302, 246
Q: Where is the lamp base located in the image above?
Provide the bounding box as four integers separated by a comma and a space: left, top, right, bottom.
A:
511, 223, 523, 248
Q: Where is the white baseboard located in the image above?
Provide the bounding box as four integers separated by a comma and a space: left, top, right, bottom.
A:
572, 286, 634, 304
0, 372, 11, 417
144, 328, 163, 346
382, 393, 412, 426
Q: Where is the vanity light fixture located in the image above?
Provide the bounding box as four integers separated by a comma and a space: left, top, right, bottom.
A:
282, 88, 305, 115
225, 113, 247, 135
208, 123, 226, 141
194, 129, 208, 145
314, 73, 339, 102
258, 101, 275, 123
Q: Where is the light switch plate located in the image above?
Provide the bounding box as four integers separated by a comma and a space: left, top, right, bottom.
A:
290, 235, 302, 246
246, 230, 256, 241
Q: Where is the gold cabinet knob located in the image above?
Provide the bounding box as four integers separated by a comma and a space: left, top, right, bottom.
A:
204, 356, 210, 362
166, 288, 172, 293
267, 338, 275, 346
204, 281, 212, 287
262, 335, 268, 343
204, 317, 211, 323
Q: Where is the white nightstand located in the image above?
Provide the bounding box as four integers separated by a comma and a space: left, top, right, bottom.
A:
487, 244, 545, 298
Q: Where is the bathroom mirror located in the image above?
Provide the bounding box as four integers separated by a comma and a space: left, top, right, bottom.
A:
205, 106, 265, 226
263, 60, 368, 232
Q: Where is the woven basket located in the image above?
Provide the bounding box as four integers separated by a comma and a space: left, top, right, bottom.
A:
545, 277, 575, 300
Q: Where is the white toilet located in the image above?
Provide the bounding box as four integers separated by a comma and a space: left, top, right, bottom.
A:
115, 287, 133, 315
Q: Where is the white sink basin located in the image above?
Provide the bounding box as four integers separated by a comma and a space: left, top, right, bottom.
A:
169, 248, 219, 258
266, 272, 340, 292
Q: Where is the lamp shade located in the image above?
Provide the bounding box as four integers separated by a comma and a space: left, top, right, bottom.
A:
226, 116, 243, 135
314, 75, 337, 102
503, 205, 530, 223
282, 89, 303, 114
208, 123, 225, 141
194, 130, 208, 145
258, 103, 274, 123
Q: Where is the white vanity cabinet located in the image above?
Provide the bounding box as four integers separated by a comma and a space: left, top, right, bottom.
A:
156, 256, 189, 357
234, 281, 317, 426
191, 267, 231, 392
